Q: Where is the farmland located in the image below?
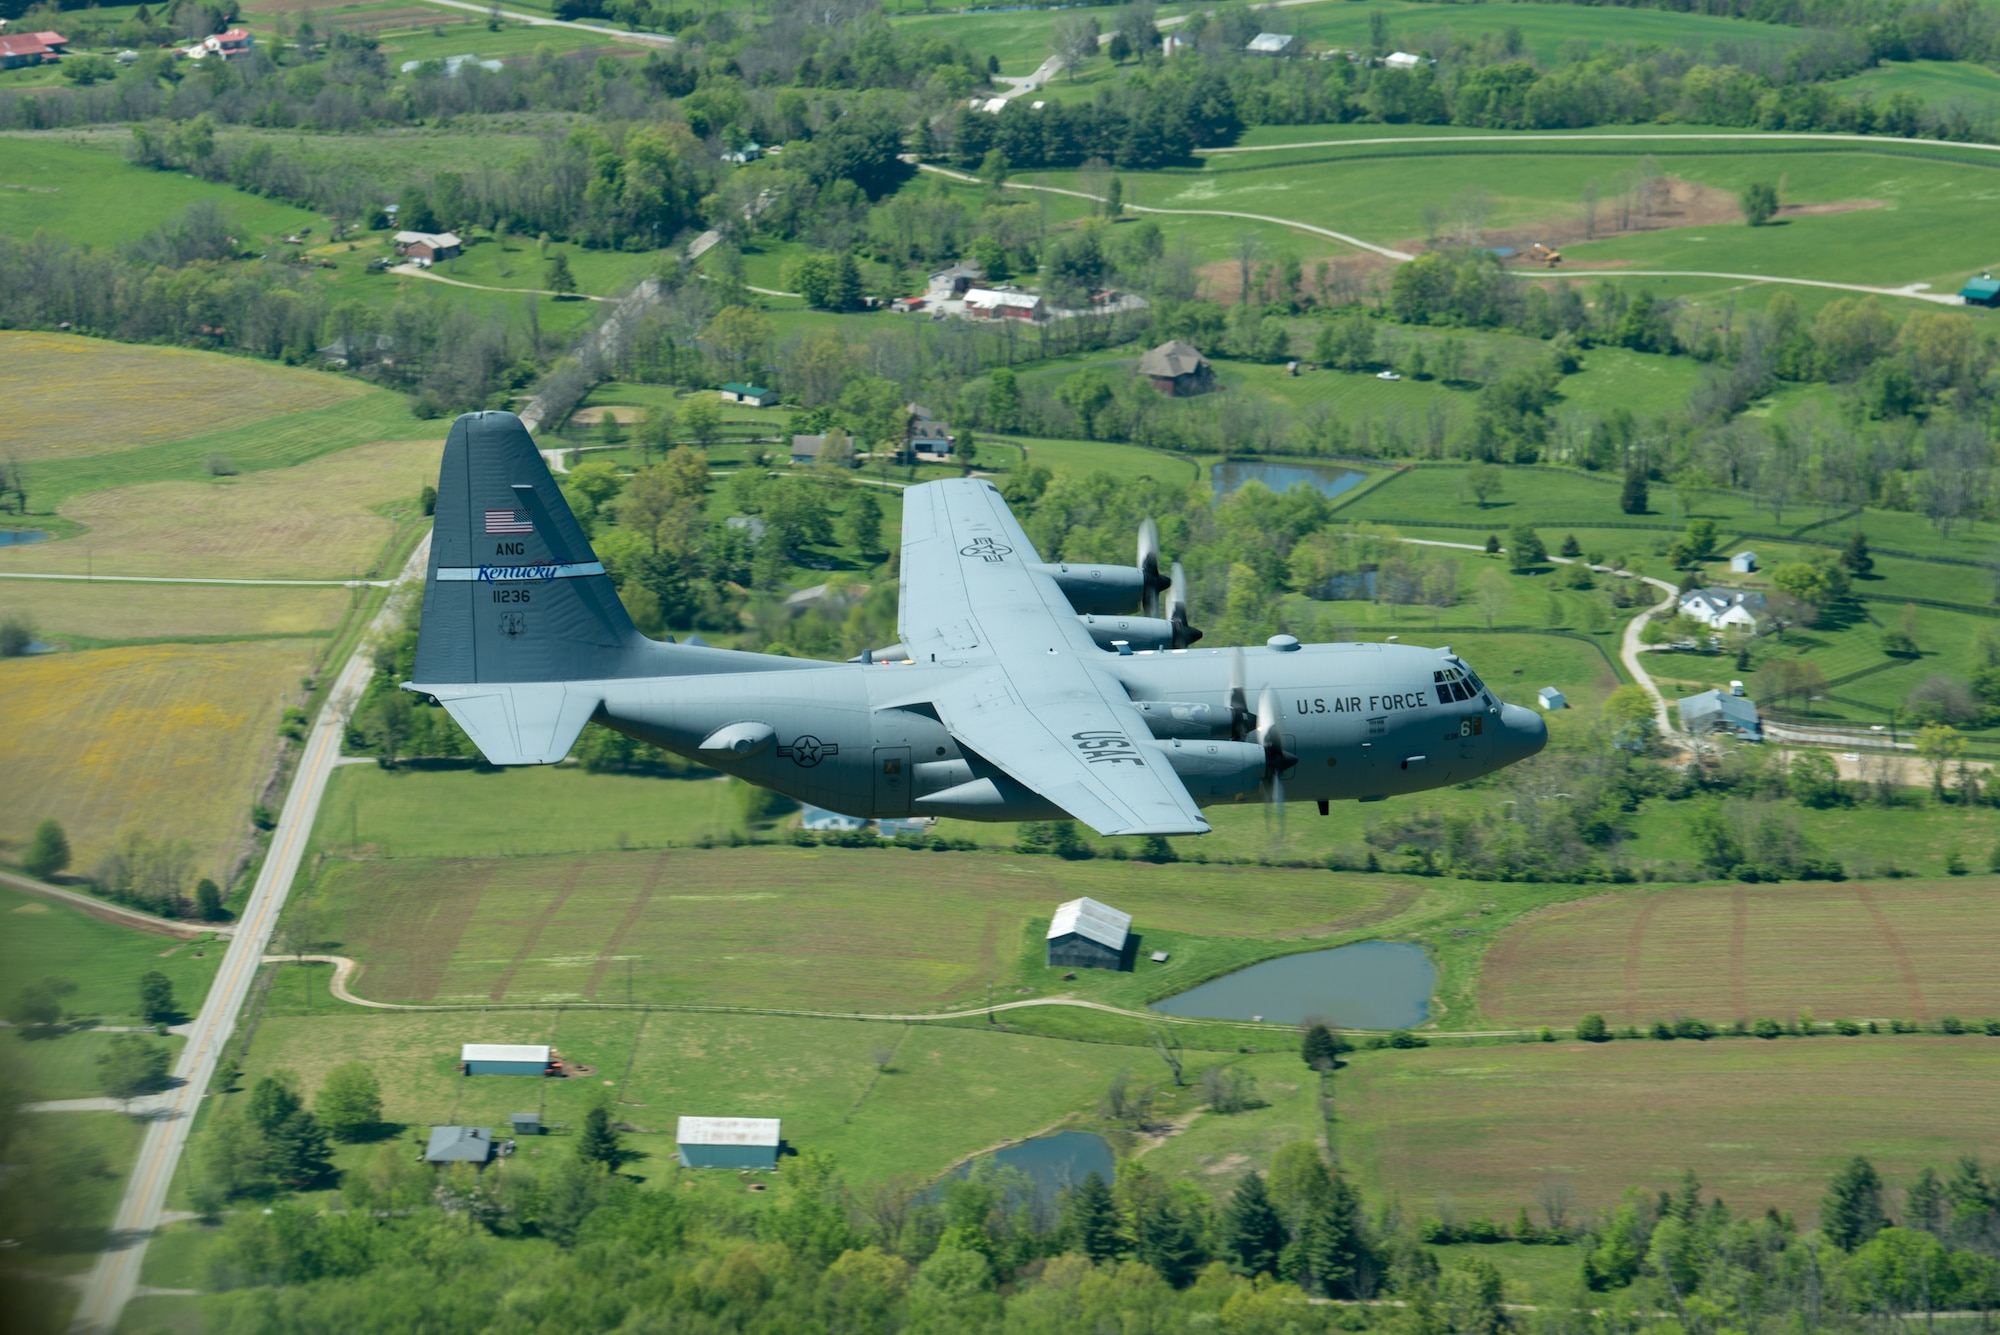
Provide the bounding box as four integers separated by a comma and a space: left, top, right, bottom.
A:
0, 580, 354, 644
1336, 1037, 2000, 1221
1478, 880, 2000, 1027
0, 331, 369, 464
0, 435, 439, 581
0, 882, 219, 1025
0, 137, 318, 250
293, 842, 1413, 1012
0, 640, 316, 876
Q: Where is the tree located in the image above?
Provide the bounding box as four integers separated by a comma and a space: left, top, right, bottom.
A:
1740, 180, 1779, 226
1916, 723, 1967, 799
360, 690, 413, 768
0, 613, 32, 658
23, 818, 70, 879
1576, 1013, 1609, 1042
841, 490, 883, 557
1769, 561, 1832, 610
577, 1103, 629, 1171
194, 877, 226, 921
8, 975, 75, 1029
1842, 532, 1874, 576
1482, 533, 1500, 554
1288, 1169, 1370, 1297
396, 185, 438, 234
1823, 1155, 1887, 1249
1221, 1172, 1288, 1277
1505, 524, 1546, 572
680, 396, 723, 450
138, 970, 178, 1024
1474, 567, 1510, 629
98, 1033, 172, 1103
1301, 1023, 1344, 1070
1789, 748, 1845, 808
636, 403, 677, 464
1604, 684, 1656, 745
1051, 13, 1100, 80
265, 1105, 335, 1188
545, 250, 578, 297
1620, 468, 1649, 514
1060, 1171, 1123, 1261
316, 1061, 384, 1142
1466, 462, 1504, 507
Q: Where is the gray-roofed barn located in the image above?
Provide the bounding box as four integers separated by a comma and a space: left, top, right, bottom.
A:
1679, 688, 1761, 740
1047, 896, 1132, 970
1136, 340, 1216, 397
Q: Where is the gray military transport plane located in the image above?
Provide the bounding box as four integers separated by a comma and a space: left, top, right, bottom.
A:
407, 412, 1546, 835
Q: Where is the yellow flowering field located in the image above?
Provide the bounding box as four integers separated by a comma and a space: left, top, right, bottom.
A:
0, 581, 352, 642
0, 437, 442, 580
0, 640, 316, 879
0, 332, 368, 462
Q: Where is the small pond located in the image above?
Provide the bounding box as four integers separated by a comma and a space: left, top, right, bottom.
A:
1211, 461, 1367, 502
1149, 941, 1435, 1030
957, 1131, 1114, 1207
0, 530, 48, 546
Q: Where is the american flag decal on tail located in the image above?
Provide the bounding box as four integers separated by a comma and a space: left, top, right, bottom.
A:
485, 510, 533, 534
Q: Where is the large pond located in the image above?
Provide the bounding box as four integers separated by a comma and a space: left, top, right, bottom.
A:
1211, 461, 1367, 501
0, 530, 48, 546
957, 1131, 1114, 1207
1149, 941, 1435, 1030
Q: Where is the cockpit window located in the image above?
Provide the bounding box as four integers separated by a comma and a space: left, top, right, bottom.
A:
1436, 661, 1485, 705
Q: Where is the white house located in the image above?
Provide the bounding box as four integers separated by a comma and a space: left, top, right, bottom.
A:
1383, 51, 1424, 69
1679, 587, 1766, 631
800, 805, 866, 832
964, 288, 1042, 321
1729, 551, 1758, 574
1246, 32, 1295, 54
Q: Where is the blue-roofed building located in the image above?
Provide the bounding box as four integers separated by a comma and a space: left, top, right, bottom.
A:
426, 1126, 497, 1165
877, 817, 931, 838
800, 805, 867, 832
1679, 688, 1761, 741
459, 1043, 554, 1076
1962, 275, 2000, 307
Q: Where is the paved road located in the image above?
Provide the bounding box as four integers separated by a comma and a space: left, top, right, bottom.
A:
66, 535, 430, 1335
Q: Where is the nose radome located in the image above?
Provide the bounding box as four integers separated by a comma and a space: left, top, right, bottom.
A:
1498, 702, 1548, 761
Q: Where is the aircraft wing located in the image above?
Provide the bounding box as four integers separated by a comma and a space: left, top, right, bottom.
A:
899, 479, 1210, 836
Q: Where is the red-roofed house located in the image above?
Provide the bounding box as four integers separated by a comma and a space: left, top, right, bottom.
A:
0, 34, 51, 68
187, 28, 253, 61
31, 32, 68, 53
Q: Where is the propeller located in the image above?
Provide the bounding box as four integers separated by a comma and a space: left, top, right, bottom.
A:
1227, 648, 1252, 741
1165, 562, 1203, 649
1253, 687, 1300, 835
1137, 518, 1170, 616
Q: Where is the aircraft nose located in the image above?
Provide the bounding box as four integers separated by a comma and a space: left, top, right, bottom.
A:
1495, 701, 1547, 764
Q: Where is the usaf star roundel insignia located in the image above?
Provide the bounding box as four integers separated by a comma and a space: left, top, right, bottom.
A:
778, 735, 839, 768
959, 537, 1012, 562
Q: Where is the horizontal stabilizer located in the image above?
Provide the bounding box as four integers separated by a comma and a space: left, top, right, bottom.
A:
412, 682, 602, 766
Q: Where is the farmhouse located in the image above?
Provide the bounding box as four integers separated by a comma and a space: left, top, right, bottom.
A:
904, 403, 954, 461
394, 230, 463, 264
1136, 340, 1216, 397
459, 1043, 555, 1076
964, 288, 1042, 321
800, 805, 866, 832
1679, 587, 1765, 631
1962, 275, 2000, 308
425, 1126, 497, 1165
677, 1116, 781, 1169
187, 27, 254, 61
720, 381, 775, 406
1383, 51, 1425, 69
1047, 896, 1132, 971
0, 32, 55, 66
927, 262, 983, 302
1679, 688, 1762, 741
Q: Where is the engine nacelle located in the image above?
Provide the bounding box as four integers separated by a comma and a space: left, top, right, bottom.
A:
1132, 699, 1231, 739
1078, 614, 1175, 653
1038, 562, 1146, 616
1148, 738, 1265, 799
914, 774, 1070, 822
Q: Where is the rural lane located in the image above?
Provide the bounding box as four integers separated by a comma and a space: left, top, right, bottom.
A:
66, 535, 430, 1335
0, 868, 232, 940
413, 0, 674, 47
1397, 536, 1679, 734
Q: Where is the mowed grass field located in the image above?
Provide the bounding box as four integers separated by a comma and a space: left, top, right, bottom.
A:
0, 640, 316, 877
1478, 881, 2000, 1026
299, 843, 1408, 1011
225, 1008, 1146, 1186
1, 436, 440, 580
0, 884, 220, 1026
0, 581, 355, 644
0, 137, 318, 250
0, 332, 368, 464
1337, 1037, 2000, 1220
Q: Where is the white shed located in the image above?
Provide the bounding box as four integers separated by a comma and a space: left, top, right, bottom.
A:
1537, 686, 1568, 710
1730, 551, 1757, 573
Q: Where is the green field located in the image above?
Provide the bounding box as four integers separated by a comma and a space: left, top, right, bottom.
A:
0, 136, 318, 250
0, 884, 221, 1026
1288, 0, 1803, 66
1830, 59, 2000, 127
1338, 1036, 2000, 1221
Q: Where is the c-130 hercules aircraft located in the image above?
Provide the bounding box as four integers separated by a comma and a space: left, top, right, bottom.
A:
407, 412, 1546, 835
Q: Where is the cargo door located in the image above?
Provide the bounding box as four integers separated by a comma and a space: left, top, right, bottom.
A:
873, 746, 911, 817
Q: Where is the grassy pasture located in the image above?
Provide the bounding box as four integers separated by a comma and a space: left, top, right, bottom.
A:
295, 842, 1408, 1011
1287, 0, 1802, 66
1132, 1051, 1327, 1191
0, 640, 315, 877
7, 1027, 189, 1102
0, 137, 319, 250
0, 1111, 145, 1285
2, 436, 439, 581
0, 883, 220, 1026
221, 1008, 1144, 1186
1830, 59, 2000, 127
0, 332, 369, 465
1478, 880, 2000, 1026
1337, 1037, 2000, 1220
0, 580, 354, 645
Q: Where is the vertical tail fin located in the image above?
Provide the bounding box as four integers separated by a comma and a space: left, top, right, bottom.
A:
413, 410, 647, 687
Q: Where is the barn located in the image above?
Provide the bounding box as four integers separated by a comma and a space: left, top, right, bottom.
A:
678, 1116, 781, 1169
425, 1126, 496, 1165
460, 1043, 554, 1076
1136, 340, 1216, 397
1046, 897, 1132, 971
